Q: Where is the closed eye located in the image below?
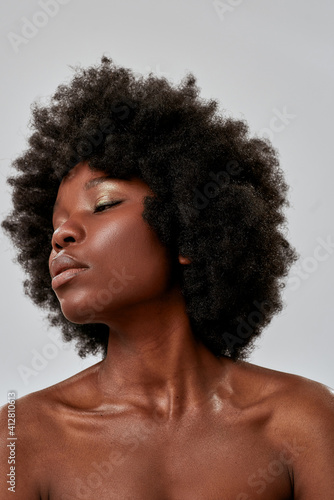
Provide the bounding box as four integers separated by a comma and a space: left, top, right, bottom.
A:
94, 201, 122, 213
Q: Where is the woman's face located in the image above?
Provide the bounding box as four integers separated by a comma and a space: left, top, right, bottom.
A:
49, 161, 177, 324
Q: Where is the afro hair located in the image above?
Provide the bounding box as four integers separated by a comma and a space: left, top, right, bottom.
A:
1, 56, 298, 361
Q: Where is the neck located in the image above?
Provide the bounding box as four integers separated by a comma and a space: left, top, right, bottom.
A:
96, 287, 230, 419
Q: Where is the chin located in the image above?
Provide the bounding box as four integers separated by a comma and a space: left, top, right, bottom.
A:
57, 291, 102, 324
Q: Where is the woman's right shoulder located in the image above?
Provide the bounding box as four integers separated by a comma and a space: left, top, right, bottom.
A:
0, 359, 104, 426
0, 391, 50, 499
0, 387, 58, 445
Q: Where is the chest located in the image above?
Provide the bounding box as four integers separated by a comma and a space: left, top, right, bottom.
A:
38, 412, 293, 500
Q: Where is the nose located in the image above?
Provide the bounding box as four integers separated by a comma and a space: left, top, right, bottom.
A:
51, 219, 85, 251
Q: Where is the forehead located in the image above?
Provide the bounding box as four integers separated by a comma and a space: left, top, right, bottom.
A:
59, 161, 137, 188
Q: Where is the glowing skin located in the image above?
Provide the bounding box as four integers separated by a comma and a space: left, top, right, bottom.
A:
50, 161, 184, 326
2, 161, 333, 499
49, 162, 224, 412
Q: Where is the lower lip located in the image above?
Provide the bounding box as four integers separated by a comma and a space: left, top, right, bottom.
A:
51, 268, 89, 290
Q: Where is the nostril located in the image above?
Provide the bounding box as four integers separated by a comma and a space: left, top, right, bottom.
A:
52, 235, 75, 250
54, 236, 75, 249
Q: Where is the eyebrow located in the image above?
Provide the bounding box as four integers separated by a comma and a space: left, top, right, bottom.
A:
84, 175, 116, 191
52, 176, 120, 214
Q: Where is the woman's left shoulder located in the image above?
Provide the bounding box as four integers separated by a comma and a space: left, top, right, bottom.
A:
245, 361, 334, 435
230, 358, 334, 419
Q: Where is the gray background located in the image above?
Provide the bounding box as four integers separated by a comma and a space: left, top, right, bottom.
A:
0, 0, 333, 405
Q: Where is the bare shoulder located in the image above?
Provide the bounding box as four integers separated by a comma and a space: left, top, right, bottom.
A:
234, 362, 334, 498
0, 391, 46, 498
229, 358, 334, 420
0, 362, 103, 498
14, 360, 103, 417
0, 360, 103, 445
227, 359, 334, 464
262, 364, 334, 444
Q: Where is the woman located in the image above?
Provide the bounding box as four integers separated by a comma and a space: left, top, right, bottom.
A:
1, 56, 333, 499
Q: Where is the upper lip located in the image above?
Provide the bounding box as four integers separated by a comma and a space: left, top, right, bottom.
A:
50, 253, 89, 279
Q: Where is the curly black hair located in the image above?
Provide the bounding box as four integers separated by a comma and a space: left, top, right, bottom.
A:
1, 56, 298, 361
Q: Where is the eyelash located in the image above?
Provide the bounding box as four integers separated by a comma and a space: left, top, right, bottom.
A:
93, 200, 122, 213
52, 201, 122, 233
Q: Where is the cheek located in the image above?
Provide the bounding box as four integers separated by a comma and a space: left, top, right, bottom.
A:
55, 213, 177, 324
89, 214, 175, 301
